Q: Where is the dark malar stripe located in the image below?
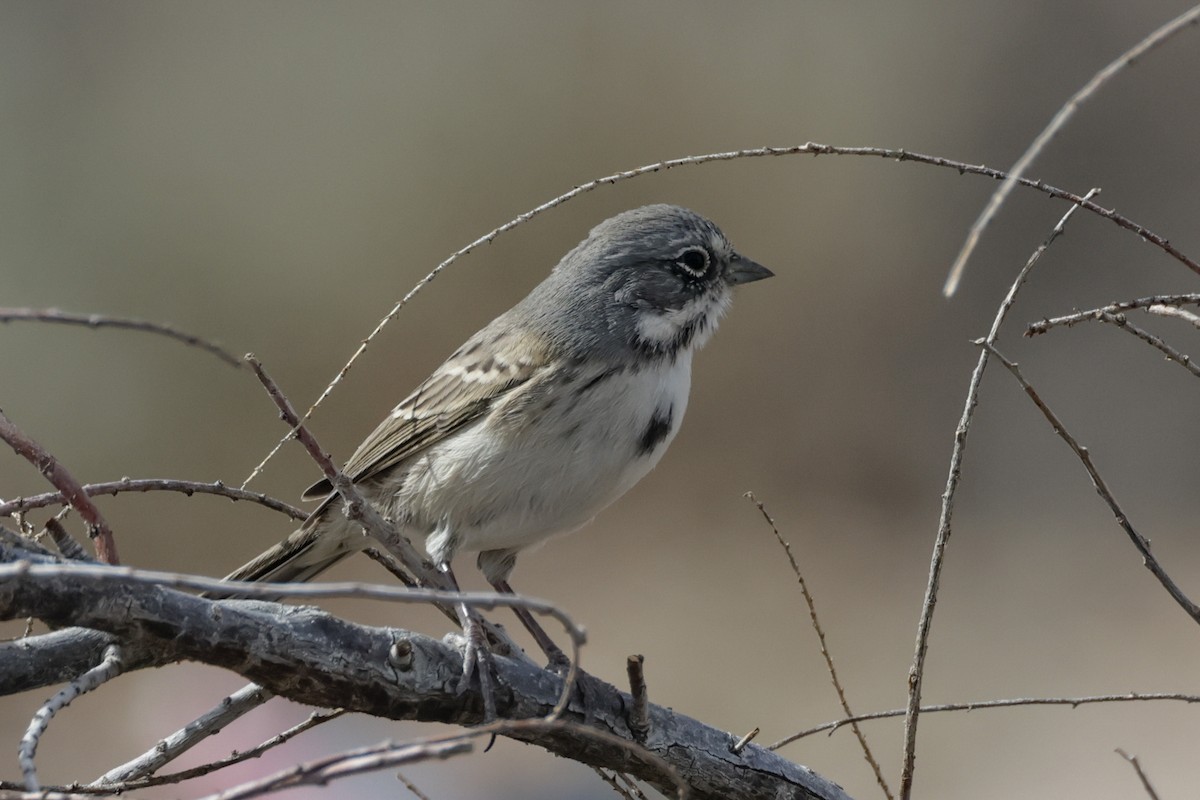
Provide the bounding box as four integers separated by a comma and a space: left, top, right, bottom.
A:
638, 405, 674, 456
630, 315, 708, 360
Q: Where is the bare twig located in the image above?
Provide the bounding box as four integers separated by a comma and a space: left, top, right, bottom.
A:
93, 683, 277, 785
1027, 293, 1200, 335
0, 478, 307, 522
1147, 303, 1200, 328
901, 192, 1096, 800
197, 739, 472, 800
243, 354, 434, 584
19, 645, 124, 791
145, 710, 343, 790
729, 728, 759, 756
396, 770, 434, 800
983, 342, 1200, 625
593, 768, 646, 800
1095, 311, 1200, 377
943, 4, 1200, 295
746, 493, 891, 799
771, 692, 1200, 748
1026, 296, 1200, 377
244, 144, 1197, 489
0, 409, 119, 564
0, 307, 243, 368
1116, 749, 1162, 800
626, 655, 650, 740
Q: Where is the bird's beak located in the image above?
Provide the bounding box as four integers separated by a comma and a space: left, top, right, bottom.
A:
725, 253, 774, 285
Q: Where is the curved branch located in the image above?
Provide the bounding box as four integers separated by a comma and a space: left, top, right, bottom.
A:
0, 478, 307, 522
0, 307, 242, 368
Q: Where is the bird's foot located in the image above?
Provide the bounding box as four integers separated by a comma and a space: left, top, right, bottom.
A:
455, 604, 498, 723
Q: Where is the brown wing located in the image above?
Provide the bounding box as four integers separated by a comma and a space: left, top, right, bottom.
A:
301, 328, 550, 500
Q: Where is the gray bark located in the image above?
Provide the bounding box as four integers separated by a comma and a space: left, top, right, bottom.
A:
0, 539, 851, 800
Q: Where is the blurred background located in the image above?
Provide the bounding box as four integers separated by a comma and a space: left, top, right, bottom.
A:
3, 2, 1200, 798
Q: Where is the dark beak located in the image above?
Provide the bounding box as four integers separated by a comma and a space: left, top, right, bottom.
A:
725, 253, 774, 285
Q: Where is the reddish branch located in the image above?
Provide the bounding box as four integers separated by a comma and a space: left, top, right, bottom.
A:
0, 409, 118, 564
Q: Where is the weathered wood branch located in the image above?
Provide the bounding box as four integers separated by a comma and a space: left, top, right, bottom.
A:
0, 540, 850, 800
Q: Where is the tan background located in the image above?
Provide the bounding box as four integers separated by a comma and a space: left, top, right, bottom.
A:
3, 2, 1200, 798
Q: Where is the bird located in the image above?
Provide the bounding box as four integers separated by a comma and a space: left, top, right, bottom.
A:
221, 203, 772, 718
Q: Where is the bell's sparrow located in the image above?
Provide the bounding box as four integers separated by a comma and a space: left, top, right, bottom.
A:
223, 204, 772, 716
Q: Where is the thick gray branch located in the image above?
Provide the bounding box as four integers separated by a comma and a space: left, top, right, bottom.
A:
0, 547, 850, 800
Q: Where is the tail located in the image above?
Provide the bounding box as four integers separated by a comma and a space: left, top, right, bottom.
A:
208, 505, 366, 598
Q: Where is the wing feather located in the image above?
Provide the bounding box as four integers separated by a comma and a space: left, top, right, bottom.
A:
301, 328, 550, 500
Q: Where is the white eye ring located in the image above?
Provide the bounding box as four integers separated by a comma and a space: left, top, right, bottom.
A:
675, 246, 710, 277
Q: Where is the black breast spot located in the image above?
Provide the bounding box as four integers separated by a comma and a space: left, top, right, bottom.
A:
638, 406, 674, 456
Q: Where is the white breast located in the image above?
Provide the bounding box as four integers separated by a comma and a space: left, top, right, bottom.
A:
402, 355, 693, 560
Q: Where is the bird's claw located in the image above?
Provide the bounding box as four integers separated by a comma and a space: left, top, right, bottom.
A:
456, 608, 498, 723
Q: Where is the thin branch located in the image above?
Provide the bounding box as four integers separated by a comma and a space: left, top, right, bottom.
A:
0, 409, 119, 564
396, 770, 434, 800
729, 728, 759, 756
983, 342, 1200, 625
1116, 749, 1162, 800
19, 645, 124, 791
1027, 302, 1200, 378
770, 692, 1200, 748
1095, 311, 1200, 378
93, 683, 277, 785
943, 4, 1200, 295
102, 710, 344, 791
242, 355, 434, 585
243, 144, 1198, 489
0, 478, 307, 522
198, 739, 472, 800
1147, 303, 1200, 329
746, 493, 891, 800
900, 192, 1096, 800
0, 307, 243, 368
594, 768, 647, 800
1027, 293, 1200, 335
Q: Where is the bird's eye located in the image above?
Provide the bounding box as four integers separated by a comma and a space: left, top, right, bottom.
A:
675, 247, 710, 277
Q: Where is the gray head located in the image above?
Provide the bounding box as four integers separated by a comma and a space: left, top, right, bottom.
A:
518, 204, 772, 358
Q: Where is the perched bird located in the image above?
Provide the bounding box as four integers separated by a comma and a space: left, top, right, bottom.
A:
223, 204, 772, 717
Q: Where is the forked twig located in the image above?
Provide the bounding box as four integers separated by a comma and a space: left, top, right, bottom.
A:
93, 709, 342, 790
1027, 293, 1200, 335
1094, 311, 1200, 378
93, 683, 276, 785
